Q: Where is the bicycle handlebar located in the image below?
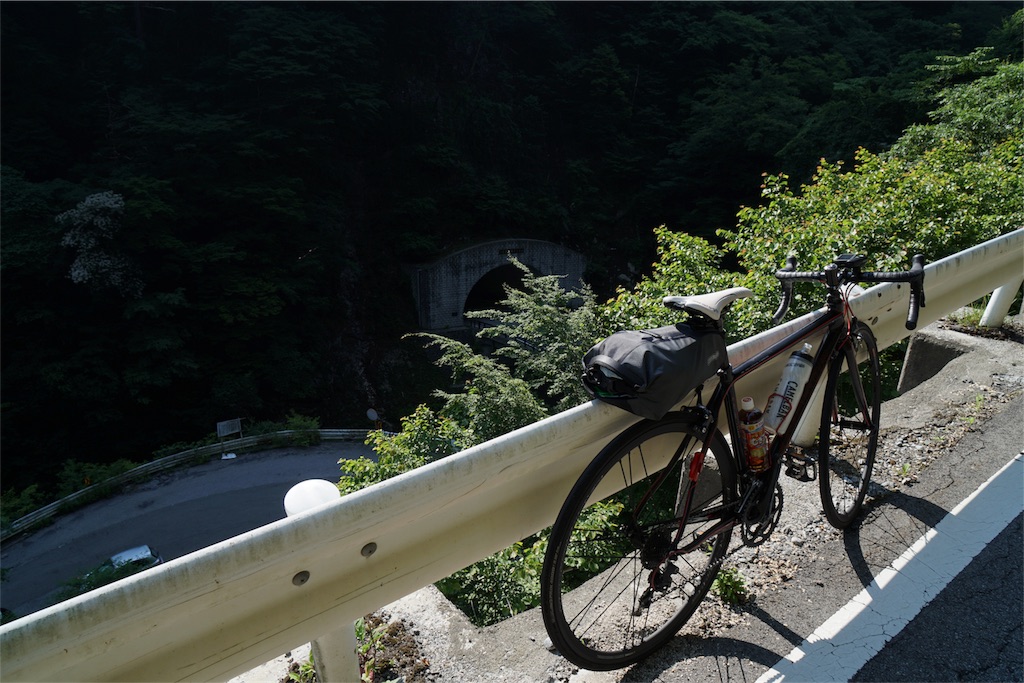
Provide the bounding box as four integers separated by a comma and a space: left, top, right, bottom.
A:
857, 253, 927, 284
771, 253, 926, 330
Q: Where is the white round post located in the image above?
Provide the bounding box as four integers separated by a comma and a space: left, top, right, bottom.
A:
979, 278, 1023, 328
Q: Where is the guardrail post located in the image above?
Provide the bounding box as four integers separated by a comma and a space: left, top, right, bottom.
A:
979, 278, 1023, 328
284, 480, 360, 682
310, 625, 360, 683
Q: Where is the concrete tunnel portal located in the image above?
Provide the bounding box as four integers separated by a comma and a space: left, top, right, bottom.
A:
410, 239, 587, 331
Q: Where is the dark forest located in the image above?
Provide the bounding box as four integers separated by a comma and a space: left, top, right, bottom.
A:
1, 2, 1018, 492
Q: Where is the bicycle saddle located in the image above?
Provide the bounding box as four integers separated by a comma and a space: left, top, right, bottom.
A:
663, 287, 753, 321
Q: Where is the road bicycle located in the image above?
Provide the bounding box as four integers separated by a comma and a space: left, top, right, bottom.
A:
540, 252, 926, 671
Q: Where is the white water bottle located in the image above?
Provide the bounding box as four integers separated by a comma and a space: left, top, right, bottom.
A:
764, 343, 814, 434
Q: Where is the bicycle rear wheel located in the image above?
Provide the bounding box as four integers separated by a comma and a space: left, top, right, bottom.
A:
818, 321, 880, 528
541, 412, 736, 671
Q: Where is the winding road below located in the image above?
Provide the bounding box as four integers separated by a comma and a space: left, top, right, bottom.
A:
1, 441, 371, 619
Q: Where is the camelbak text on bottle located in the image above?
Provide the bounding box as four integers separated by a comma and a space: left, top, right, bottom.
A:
764, 343, 814, 434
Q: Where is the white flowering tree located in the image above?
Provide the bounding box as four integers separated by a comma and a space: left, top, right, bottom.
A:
57, 191, 142, 297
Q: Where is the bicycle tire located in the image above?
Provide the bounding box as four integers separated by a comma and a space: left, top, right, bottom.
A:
540, 413, 736, 671
818, 321, 880, 528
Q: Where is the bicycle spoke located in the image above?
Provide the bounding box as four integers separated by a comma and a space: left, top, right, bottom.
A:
819, 324, 879, 528
542, 417, 736, 670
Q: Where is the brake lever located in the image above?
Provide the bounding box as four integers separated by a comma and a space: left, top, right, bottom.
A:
905, 254, 926, 330
771, 255, 797, 325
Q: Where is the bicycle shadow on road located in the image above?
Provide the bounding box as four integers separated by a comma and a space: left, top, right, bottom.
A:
840, 484, 951, 590
617, 602, 806, 682
618, 631, 793, 682
615, 479, 979, 682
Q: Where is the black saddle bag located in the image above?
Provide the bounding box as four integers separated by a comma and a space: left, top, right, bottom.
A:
581, 323, 726, 420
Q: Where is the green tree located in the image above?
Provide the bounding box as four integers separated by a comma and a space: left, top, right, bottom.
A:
723, 59, 1023, 329
467, 260, 602, 413
892, 46, 1024, 157
56, 192, 142, 297
598, 53, 1023, 347
422, 334, 548, 445
338, 405, 467, 495
601, 227, 743, 333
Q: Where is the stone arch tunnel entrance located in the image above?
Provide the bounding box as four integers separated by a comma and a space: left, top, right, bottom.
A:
410, 239, 586, 331
462, 263, 526, 317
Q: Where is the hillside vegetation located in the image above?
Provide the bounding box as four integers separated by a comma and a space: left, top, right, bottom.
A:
1, 3, 1019, 495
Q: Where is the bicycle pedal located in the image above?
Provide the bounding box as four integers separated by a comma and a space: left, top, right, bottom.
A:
785, 462, 815, 482
783, 447, 816, 481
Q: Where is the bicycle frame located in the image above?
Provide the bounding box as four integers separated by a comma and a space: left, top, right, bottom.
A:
669, 297, 858, 551
625, 252, 922, 566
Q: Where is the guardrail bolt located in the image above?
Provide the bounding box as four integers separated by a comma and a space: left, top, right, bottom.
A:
361, 542, 377, 557
292, 571, 311, 586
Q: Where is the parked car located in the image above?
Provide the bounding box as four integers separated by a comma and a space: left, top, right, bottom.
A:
109, 545, 163, 570
56, 544, 163, 602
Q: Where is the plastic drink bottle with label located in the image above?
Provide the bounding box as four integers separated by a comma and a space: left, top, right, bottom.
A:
764, 343, 814, 434
739, 396, 770, 473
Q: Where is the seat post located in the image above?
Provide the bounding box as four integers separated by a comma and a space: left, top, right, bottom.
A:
687, 311, 726, 334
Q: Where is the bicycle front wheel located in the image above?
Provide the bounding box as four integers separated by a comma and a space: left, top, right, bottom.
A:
818, 321, 880, 528
541, 413, 736, 671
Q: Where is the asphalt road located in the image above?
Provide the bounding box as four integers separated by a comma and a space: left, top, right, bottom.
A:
0, 440, 373, 619
854, 512, 1022, 682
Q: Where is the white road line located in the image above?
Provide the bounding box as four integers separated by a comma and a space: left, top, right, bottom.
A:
757, 452, 1024, 683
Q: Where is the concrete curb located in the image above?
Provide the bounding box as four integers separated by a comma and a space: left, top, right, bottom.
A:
898, 315, 1024, 394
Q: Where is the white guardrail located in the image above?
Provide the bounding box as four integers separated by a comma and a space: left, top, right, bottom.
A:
1, 229, 1021, 682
